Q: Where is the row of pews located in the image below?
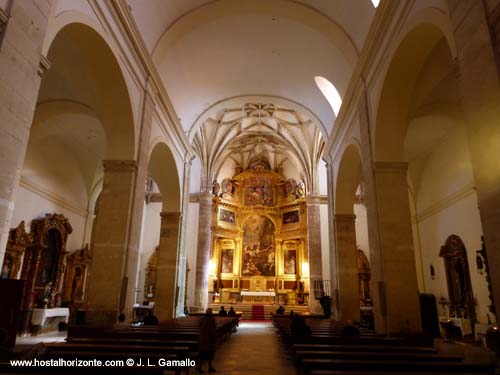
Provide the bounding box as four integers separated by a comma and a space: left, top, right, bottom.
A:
5, 315, 240, 374
273, 314, 496, 375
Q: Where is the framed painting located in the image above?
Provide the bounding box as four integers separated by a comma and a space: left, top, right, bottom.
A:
220, 249, 234, 274
218, 208, 235, 224
284, 249, 297, 275
283, 210, 299, 225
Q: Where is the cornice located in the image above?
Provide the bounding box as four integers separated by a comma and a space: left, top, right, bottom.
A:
414, 183, 476, 223
19, 176, 90, 218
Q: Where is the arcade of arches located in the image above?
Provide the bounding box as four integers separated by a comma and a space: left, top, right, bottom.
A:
1, 0, 500, 342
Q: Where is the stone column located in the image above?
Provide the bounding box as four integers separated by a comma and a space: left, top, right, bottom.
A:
121, 87, 154, 315
0, 1, 52, 264
372, 162, 421, 334
449, 0, 500, 319
306, 195, 323, 314
193, 192, 214, 311
334, 214, 360, 321
155, 211, 181, 321
85, 160, 137, 326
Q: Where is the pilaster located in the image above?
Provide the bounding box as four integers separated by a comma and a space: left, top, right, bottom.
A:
155, 211, 181, 321
334, 214, 359, 321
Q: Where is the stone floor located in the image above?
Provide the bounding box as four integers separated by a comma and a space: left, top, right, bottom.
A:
206, 322, 296, 375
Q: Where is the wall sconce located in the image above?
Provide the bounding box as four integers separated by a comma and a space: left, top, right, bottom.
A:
430, 265, 435, 280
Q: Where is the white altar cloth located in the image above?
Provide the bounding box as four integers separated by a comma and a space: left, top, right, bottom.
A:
240, 291, 276, 297
439, 317, 472, 336
31, 308, 70, 326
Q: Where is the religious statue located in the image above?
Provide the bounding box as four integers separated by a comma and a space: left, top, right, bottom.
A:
50, 287, 58, 308
1, 256, 11, 279
296, 181, 305, 198
212, 180, 220, 196
43, 281, 53, 308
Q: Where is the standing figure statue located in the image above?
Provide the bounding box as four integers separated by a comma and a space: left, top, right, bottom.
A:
212, 180, 220, 196
43, 282, 53, 308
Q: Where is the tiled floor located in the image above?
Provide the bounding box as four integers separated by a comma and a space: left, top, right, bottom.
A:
207, 322, 296, 375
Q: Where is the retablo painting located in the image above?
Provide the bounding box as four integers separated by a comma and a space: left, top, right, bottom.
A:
242, 215, 275, 276
219, 208, 235, 223
220, 249, 234, 273
283, 210, 299, 224
244, 176, 274, 206
284, 249, 297, 275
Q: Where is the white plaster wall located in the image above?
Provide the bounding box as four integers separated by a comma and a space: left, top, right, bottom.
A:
414, 127, 492, 323
137, 201, 162, 303
11, 186, 87, 253
318, 160, 328, 195
190, 157, 202, 193
418, 193, 490, 322
354, 203, 369, 257
281, 159, 302, 182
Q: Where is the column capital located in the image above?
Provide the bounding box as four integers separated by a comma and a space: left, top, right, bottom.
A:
373, 161, 408, 174
160, 211, 181, 221
190, 192, 214, 203
334, 213, 357, 221
305, 195, 322, 205
103, 160, 137, 173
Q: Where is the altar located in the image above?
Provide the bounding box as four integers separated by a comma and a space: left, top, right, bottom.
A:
31, 308, 69, 334
439, 317, 472, 338
240, 290, 276, 304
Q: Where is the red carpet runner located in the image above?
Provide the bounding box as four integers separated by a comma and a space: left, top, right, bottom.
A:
251, 304, 265, 320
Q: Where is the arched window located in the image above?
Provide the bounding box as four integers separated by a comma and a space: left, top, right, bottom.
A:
314, 76, 342, 116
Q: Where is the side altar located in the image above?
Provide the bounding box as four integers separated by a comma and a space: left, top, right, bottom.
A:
208, 161, 310, 307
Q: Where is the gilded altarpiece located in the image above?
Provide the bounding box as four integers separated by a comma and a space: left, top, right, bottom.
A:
1, 221, 33, 280
209, 165, 309, 305
62, 244, 92, 309
20, 214, 72, 309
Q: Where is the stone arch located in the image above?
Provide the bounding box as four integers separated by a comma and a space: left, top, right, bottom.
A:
335, 143, 363, 215
374, 22, 455, 162
145, 141, 182, 320
148, 142, 181, 213
332, 142, 363, 321
41, 21, 136, 160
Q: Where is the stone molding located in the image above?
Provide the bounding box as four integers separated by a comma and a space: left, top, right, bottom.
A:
20, 176, 89, 218
37, 55, 51, 78
414, 182, 476, 223
160, 211, 181, 222
190, 192, 214, 203
335, 214, 356, 233
103, 160, 137, 173
334, 213, 356, 221
373, 161, 408, 173
305, 195, 322, 205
